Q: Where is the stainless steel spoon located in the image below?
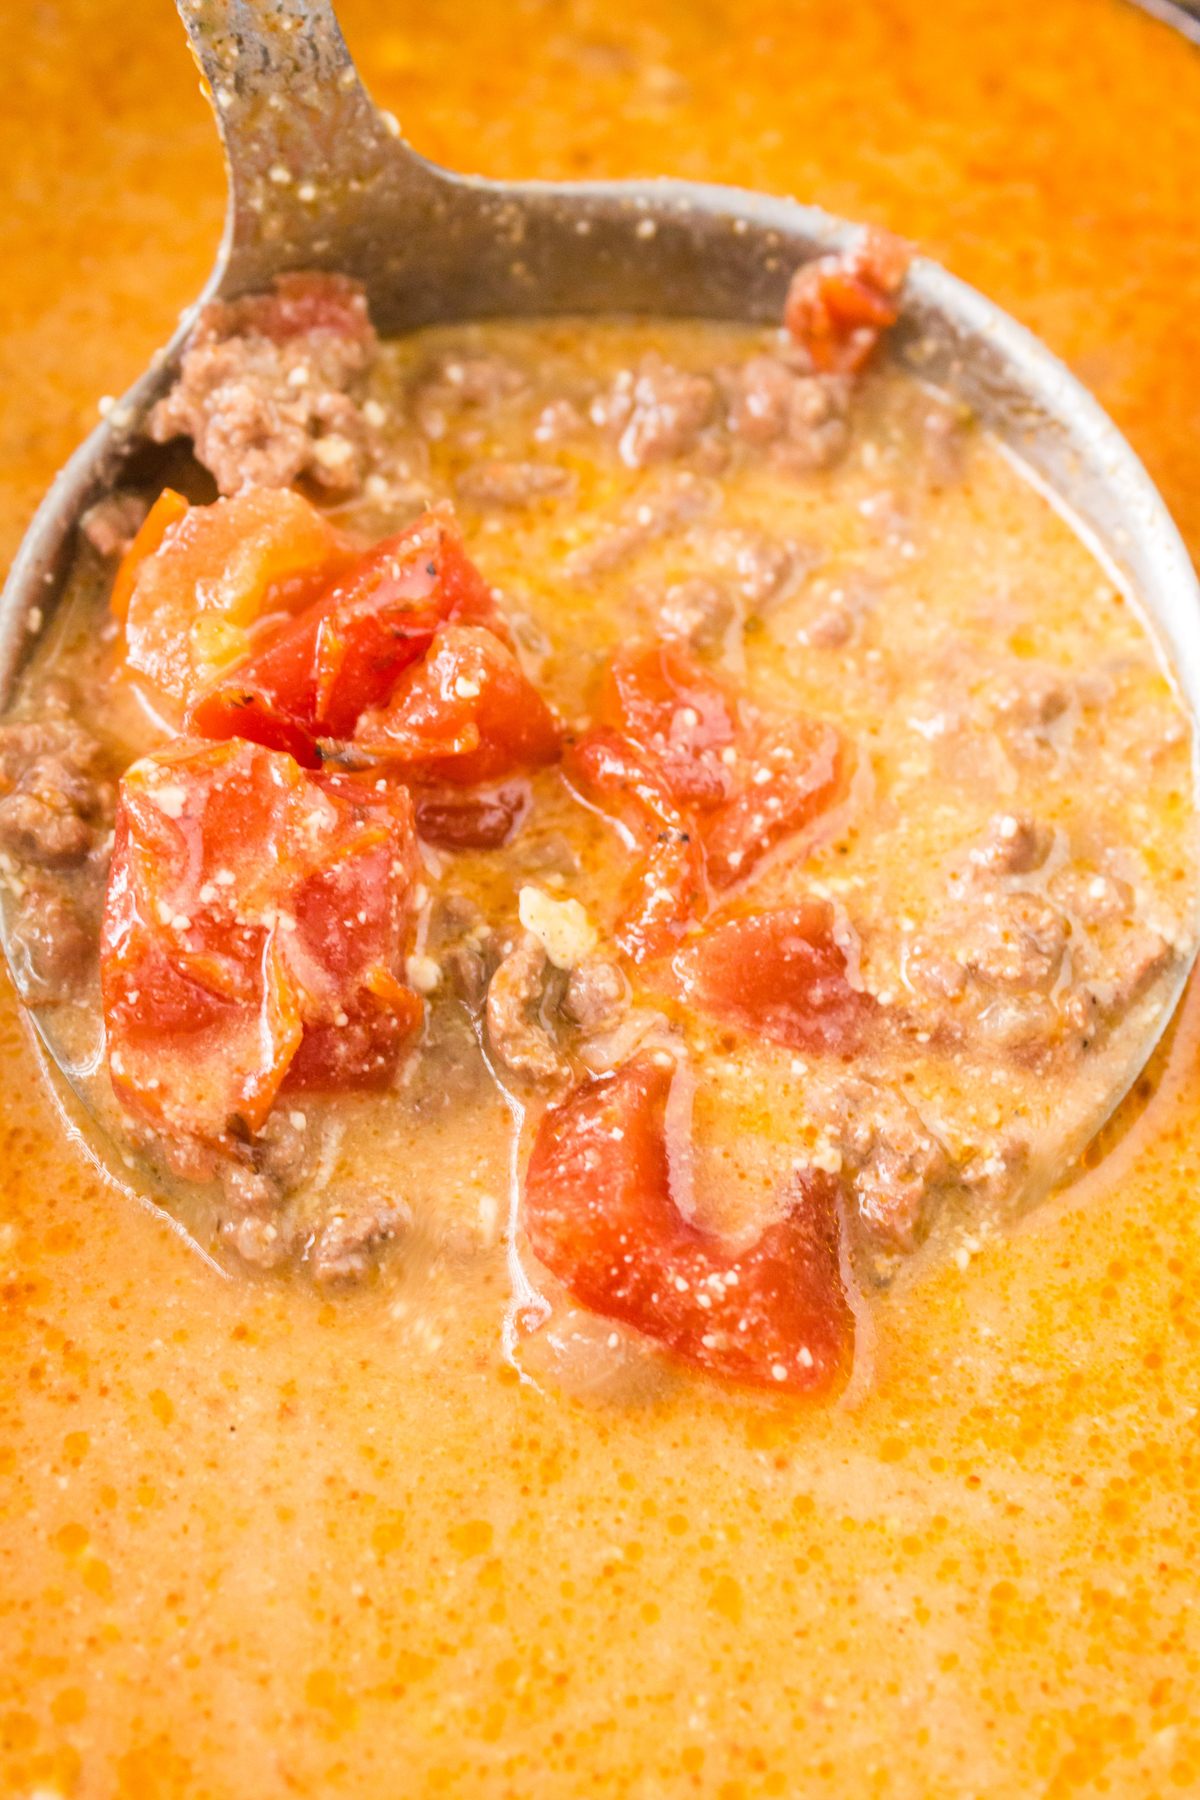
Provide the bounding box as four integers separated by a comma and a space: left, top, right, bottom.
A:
3, 0, 1199, 1199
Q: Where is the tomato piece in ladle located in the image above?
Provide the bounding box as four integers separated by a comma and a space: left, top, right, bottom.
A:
673, 902, 875, 1056
784, 225, 914, 375
524, 1052, 854, 1395
599, 638, 735, 809
123, 487, 359, 713
101, 738, 423, 1151
187, 505, 503, 766
566, 728, 706, 962
702, 718, 844, 890
352, 624, 562, 785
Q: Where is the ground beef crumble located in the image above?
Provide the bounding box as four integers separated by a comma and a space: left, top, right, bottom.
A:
150, 273, 379, 498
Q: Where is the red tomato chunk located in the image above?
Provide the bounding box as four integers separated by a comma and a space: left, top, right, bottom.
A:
353, 624, 562, 784
572, 639, 845, 956
599, 639, 734, 809
784, 226, 914, 375
703, 717, 843, 890
412, 782, 531, 851
674, 902, 875, 1056
524, 1052, 854, 1395
101, 738, 423, 1149
188, 505, 503, 765
566, 728, 705, 962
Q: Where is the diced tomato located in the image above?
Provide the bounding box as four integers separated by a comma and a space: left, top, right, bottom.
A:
784, 226, 914, 375
109, 488, 189, 624
703, 719, 843, 890
101, 738, 422, 1149
206, 272, 375, 347
599, 639, 734, 808
673, 903, 875, 1056
186, 505, 505, 767
123, 488, 358, 712
413, 781, 530, 850
524, 1052, 854, 1395
566, 728, 705, 962
353, 625, 562, 786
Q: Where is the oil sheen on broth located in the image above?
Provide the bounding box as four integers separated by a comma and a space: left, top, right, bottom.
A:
3, 2, 1200, 1796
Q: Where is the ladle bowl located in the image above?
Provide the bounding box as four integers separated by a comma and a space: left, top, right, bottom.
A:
2, 0, 1199, 1213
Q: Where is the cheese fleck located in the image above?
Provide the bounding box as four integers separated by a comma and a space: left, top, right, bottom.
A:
518, 886, 599, 970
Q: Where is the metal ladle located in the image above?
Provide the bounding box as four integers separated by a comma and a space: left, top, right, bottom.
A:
2, 0, 1199, 1214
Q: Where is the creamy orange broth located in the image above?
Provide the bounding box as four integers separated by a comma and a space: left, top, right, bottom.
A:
5, 2, 1200, 1796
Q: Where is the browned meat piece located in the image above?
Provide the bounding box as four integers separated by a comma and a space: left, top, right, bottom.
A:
413, 353, 526, 439
719, 355, 852, 472
0, 723, 113, 868
828, 1080, 950, 1253
563, 471, 719, 582
654, 577, 739, 653
805, 605, 854, 648
80, 492, 149, 558
959, 1134, 1029, 1207
977, 992, 1060, 1057
773, 374, 853, 473
5, 881, 93, 1003
966, 812, 1053, 877
311, 1201, 407, 1286
1108, 927, 1172, 1012
699, 526, 796, 606
532, 397, 584, 444
979, 665, 1074, 762
432, 354, 525, 406
149, 275, 377, 496
720, 354, 795, 444
1077, 924, 1172, 1017
563, 958, 627, 1033
220, 1215, 293, 1271
1058, 984, 1099, 1038
486, 930, 566, 1081
904, 936, 968, 1000
254, 1109, 311, 1188
687, 429, 732, 476
798, 575, 875, 649
455, 460, 574, 508
1049, 867, 1133, 927
444, 942, 490, 1008
962, 892, 1065, 993
591, 353, 714, 468
221, 1163, 283, 1216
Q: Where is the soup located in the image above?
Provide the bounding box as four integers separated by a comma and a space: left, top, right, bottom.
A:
3, 1, 1200, 1795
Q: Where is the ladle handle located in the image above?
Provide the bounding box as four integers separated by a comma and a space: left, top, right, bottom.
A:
175, 0, 419, 294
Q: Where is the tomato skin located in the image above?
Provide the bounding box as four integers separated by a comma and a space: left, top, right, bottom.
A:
124, 488, 358, 712
101, 738, 422, 1148
703, 719, 843, 890
673, 903, 874, 1055
579, 639, 845, 941
524, 1052, 854, 1395
566, 728, 706, 962
285, 989, 423, 1090
600, 639, 734, 809
412, 781, 530, 850
109, 488, 189, 624
784, 226, 913, 375
187, 506, 502, 767
353, 625, 562, 786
